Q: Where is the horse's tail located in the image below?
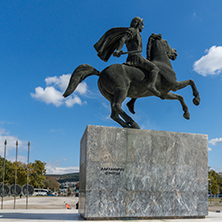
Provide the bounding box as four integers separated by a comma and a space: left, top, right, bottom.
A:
63, 64, 100, 98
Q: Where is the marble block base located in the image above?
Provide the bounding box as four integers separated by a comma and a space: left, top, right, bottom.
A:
79, 125, 208, 219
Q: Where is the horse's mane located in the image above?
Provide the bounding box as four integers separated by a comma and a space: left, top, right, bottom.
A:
146, 33, 162, 60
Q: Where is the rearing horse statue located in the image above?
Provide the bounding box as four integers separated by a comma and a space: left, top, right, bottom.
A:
63, 34, 200, 129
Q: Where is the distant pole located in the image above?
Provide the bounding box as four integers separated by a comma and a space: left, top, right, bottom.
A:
14, 141, 18, 209
26, 141, 30, 209
1, 140, 7, 209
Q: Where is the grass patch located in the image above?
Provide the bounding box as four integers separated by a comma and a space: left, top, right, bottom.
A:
208, 197, 222, 205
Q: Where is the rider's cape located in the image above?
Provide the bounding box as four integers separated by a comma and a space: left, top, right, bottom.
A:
94, 27, 129, 62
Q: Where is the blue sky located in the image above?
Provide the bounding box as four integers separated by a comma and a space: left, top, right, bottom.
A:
1, 0, 222, 174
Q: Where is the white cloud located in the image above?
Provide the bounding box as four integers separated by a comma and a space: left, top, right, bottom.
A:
194, 46, 222, 76
0, 129, 27, 152
31, 86, 64, 107
209, 137, 222, 146
46, 164, 79, 174
208, 147, 212, 151
0, 128, 28, 163
0, 121, 14, 126
214, 167, 222, 172
49, 129, 64, 134
45, 160, 79, 174
65, 95, 82, 107
8, 155, 27, 163
31, 74, 88, 107
192, 12, 202, 21
45, 74, 70, 92
75, 82, 87, 95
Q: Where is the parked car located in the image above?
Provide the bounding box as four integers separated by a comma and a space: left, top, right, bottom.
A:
48, 193, 56, 197
33, 189, 50, 196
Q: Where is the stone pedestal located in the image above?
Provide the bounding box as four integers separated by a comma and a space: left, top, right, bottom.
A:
79, 125, 208, 219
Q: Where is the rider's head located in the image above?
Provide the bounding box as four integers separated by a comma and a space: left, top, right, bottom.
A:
130, 17, 144, 31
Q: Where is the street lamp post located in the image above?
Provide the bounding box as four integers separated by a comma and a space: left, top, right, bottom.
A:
1, 140, 7, 209
209, 178, 212, 204
26, 142, 30, 209
14, 141, 18, 209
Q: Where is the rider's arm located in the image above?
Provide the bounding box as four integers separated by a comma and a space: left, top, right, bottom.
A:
114, 35, 129, 54
113, 29, 134, 57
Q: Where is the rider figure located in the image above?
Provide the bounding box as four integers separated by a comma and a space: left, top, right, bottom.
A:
113, 17, 161, 97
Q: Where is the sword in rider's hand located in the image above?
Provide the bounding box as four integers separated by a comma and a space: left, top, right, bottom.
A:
113, 50, 142, 57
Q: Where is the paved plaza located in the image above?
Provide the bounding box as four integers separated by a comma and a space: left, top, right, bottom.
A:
1, 196, 78, 209
0, 210, 222, 222
0, 197, 222, 221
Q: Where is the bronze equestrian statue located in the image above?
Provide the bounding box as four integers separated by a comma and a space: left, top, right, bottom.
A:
63, 17, 200, 129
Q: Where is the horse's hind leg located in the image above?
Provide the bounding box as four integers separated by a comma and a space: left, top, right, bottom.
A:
112, 89, 140, 129
110, 110, 129, 128
172, 80, 200, 106
165, 92, 190, 120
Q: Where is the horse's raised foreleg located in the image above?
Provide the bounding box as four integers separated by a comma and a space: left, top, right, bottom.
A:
172, 80, 200, 106
165, 92, 190, 120
126, 98, 137, 114
111, 89, 140, 129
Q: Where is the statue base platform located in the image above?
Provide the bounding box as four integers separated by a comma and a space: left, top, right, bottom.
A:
79, 125, 208, 220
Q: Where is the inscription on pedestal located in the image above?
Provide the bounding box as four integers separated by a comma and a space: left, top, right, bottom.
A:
101, 167, 124, 175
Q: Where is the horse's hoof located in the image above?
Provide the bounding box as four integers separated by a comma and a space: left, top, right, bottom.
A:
193, 96, 200, 106
160, 93, 167, 100
183, 112, 190, 120
126, 103, 135, 114
130, 122, 140, 129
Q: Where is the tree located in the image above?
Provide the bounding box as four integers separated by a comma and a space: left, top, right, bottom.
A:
6, 161, 27, 186
0, 156, 47, 189
208, 168, 222, 195
29, 160, 46, 188
43, 176, 60, 191
0, 156, 13, 184
17, 162, 28, 185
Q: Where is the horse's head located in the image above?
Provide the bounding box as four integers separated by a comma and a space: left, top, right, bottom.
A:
146, 33, 177, 62
161, 39, 177, 61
